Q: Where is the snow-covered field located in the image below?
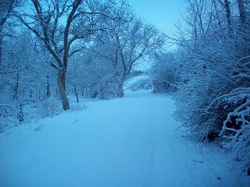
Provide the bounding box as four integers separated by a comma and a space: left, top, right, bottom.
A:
0, 90, 249, 187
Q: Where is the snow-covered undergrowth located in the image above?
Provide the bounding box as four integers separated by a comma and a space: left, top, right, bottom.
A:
0, 96, 86, 132
0, 90, 249, 187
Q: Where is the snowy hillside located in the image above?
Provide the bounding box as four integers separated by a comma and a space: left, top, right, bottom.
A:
124, 74, 152, 91
0, 90, 248, 187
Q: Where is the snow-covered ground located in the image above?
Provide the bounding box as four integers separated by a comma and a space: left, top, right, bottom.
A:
0, 90, 249, 187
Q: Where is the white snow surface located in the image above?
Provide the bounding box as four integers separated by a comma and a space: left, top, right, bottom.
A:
123, 74, 151, 90
0, 90, 249, 187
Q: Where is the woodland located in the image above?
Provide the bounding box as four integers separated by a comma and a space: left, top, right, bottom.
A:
0, 0, 250, 178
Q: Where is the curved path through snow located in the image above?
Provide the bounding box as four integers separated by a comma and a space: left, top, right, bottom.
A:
0, 90, 244, 187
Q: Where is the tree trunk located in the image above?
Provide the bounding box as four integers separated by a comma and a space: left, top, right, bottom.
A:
237, 0, 247, 25
224, 0, 232, 29
13, 73, 19, 100
46, 74, 51, 98
117, 83, 124, 97
237, 0, 249, 55
73, 84, 79, 102
57, 70, 70, 110
116, 76, 125, 97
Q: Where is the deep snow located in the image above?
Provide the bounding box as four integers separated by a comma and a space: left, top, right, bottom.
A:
0, 90, 249, 187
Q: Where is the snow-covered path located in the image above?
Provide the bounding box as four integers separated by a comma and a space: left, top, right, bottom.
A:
0, 90, 245, 187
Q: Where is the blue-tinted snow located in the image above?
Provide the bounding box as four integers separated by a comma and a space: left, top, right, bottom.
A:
0, 90, 249, 187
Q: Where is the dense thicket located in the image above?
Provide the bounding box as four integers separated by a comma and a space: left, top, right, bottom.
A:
173, 0, 250, 174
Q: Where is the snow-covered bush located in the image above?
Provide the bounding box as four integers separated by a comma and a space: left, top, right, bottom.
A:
35, 97, 62, 118
173, 0, 250, 174
175, 33, 250, 174
0, 104, 22, 132
150, 52, 180, 93
175, 35, 236, 139
218, 88, 250, 172
0, 31, 59, 131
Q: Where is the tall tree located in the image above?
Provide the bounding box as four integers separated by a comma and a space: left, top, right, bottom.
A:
0, 0, 17, 64
16, 0, 117, 110
16, 0, 86, 110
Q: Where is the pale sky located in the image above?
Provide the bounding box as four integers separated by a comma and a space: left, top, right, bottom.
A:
127, 0, 187, 37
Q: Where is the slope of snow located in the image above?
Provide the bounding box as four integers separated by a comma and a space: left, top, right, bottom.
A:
0, 90, 249, 187
123, 74, 151, 90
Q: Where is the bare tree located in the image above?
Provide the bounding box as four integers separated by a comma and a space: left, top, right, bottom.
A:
0, 0, 17, 64
16, 0, 109, 110
16, 0, 127, 110
92, 14, 165, 96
